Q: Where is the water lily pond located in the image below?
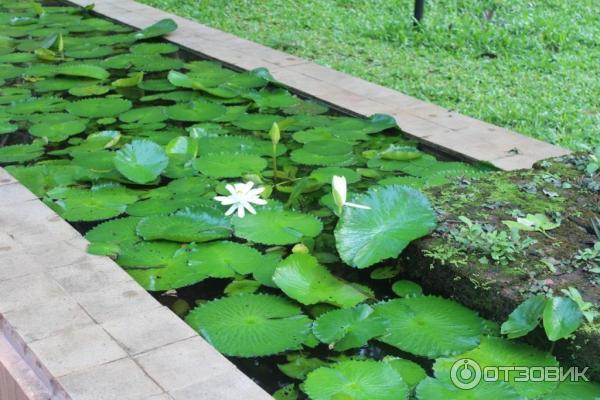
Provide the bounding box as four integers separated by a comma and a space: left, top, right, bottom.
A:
1, 1, 599, 399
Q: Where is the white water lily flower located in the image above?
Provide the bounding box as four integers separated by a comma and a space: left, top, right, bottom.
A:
331, 175, 371, 212
214, 181, 267, 218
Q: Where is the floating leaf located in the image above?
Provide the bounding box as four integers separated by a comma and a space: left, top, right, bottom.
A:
185, 294, 312, 357
29, 119, 87, 142
56, 64, 110, 80
133, 19, 178, 40
186, 240, 269, 277
310, 167, 360, 184
416, 377, 522, 400
335, 185, 436, 269
278, 354, 328, 380
384, 358, 427, 388
374, 296, 482, 358
434, 337, 559, 398
224, 279, 261, 296
273, 254, 369, 308
112, 71, 144, 87
313, 304, 388, 350
543, 296, 583, 341
233, 208, 322, 245
136, 206, 231, 242
85, 216, 142, 246
0, 143, 44, 163
118, 241, 182, 269
391, 280, 423, 298
304, 360, 409, 400
165, 100, 226, 122
544, 381, 600, 400
113, 139, 169, 184
193, 153, 267, 178
500, 295, 546, 339
45, 184, 139, 221
67, 97, 132, 118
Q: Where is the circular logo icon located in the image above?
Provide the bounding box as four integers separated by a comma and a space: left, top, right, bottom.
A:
450, 358, 482, 390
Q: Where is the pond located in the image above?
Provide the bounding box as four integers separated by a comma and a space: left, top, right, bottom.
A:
0, 1, 598, 399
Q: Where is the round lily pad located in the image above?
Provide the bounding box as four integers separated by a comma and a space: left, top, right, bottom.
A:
193, 153, 267, 178
29, 119, 87, 142
66, 97, 132, 118
185, 293, 312, 357
232, 207, 322, 245
113, 139, 169, 184
165, 100, 226, 121
373, 296, 483, 358
0, 143, 44, 164
187, 241, 267, 277
304, 360, 409, 400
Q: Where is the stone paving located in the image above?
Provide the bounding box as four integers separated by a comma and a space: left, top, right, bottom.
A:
0, 168, 272, 400
62, 0, 570, 171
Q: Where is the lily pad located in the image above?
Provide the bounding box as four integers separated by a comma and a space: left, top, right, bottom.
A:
193, 153, 267, 178
133, 18, 177, 40
113, 139, 169, 184
304, 360, 409, 400
273, 254, 369, 308
56, 64, 110, 80
373, 296, 483, 358
313, 304, 388, 350
187, 241, 268, 277
416, 378, 522, 400
67, 97, 132, 118
29, 119, 87, 142
165, 100, 226, 122
0, 143, 44, 163
233, 207, 322, 245
335, 185, 436, 269
185, 293, 312, 357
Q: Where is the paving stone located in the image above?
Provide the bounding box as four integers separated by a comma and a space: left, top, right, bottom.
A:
0, 168, 16, 185
0, 273, 68, 314
0, 183, 37, 206
58, 358, 163, 400
102, 306, 196, 356
27, 324, 127, 377
49, 257, 133, 296
68, 279, 162, 324
170, 371, 272, 400
135, 336, 236, 392
2, 294, 92, 343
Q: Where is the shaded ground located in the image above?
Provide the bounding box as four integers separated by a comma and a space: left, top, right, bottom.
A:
138, 0, 600, 150
404, 153, 600, 378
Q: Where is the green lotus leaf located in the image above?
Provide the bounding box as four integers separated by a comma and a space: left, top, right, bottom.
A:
137, 78, 175, 92
290, 149, 357, 167
187, 241, 268, 277
232, 113, 284, 130
378, 175, 430, 189
113, 139, 169, 184
7, 97, 67, 114
185, 293, 312, 357
369, 266, 399, 280
373, 296, 483, 358
543, 296, 583, 341
273, 385, 299, 400
85, 216, 142, 246
167, 70, 240, 98
544, 381, 600, 400
309, 167, 360, 184
335, 185, 436, 269
112, 71, 144, 88
32, 78, 89, 93
126, 247, 212, 291
0, 143, 44, 164
165, 100, 226, 122
65, 44, 116, 59
66, 97, 132, 118
313, 304, 388, 350
227, 71, 268, 90
126, 196, 212, 217
29, 119, 87, 142
0, 64, 23, 80
434, 337, 559, 398
45, 184, 139, 221
196, 135, 286, 157
0, 52, 36, 63
4, 163, 87, 196
116, 240, 182, 269
416, 377, 522, 400
390, 280, 423, 297
133, 18, 177, 40
193, 153, 267, 178
304, 360, 409, 400
232, 207, 322, 245
303, 140, 354, 156
119, 106, 167, 124
278, 354, 328, 380
0, 119, 17, 135
273, 254, 369, 308
283, 100, 328, 115
500, 295, 546, 339
136, 206, 232, 242
0, 88, 31, 105
56, 64, 110, 80
245, 88, 300, 109
130, 42, 178, 54
223, 279, 261, 296
384, 358, 427, 388
68, 85, 110, 97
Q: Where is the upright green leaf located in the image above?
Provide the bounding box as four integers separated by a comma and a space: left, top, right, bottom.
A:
543, 297, 584, 341
113, 139, 169, 184
500, 295, 546, 339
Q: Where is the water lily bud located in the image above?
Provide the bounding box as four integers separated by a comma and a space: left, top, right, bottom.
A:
292, 243, 310, 254
269, 122, 280, 146
331, 175, 347, 212
361, 150, 378, 159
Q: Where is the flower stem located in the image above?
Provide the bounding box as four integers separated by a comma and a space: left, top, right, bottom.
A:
272, 145, 278, 184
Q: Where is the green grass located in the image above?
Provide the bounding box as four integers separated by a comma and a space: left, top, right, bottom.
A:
138, 0, 600, 150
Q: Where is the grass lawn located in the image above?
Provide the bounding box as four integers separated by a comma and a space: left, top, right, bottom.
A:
138, 0, 599, 151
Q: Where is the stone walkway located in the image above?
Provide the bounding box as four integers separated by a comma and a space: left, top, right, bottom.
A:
63, 0, 570, 171
0, 168, 271, 400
